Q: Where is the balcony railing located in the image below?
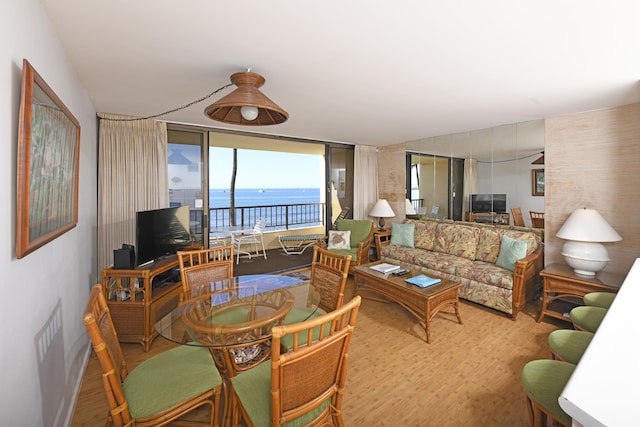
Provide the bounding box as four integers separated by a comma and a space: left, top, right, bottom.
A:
189, 202, 326, 237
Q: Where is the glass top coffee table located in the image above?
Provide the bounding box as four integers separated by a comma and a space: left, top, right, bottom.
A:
353, 262, 463, 343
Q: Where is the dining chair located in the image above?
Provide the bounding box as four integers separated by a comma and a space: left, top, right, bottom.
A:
521, 359, 574, 427
283, 245, 352, 330
177, 245, 234, 301
232, 218, 268, 264
530, 211, 545, 228
231, 295, 362, 427
82, 284, 222, 427
511, 207, 525, 227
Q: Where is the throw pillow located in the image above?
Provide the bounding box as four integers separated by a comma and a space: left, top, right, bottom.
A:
496, 235, 528, 272
390, 223, 415, 248
328, 230, 351, 250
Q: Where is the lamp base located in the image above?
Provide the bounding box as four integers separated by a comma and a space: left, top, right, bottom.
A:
561, 241, 610, 277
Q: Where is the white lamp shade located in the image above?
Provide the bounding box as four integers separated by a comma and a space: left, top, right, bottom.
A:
556, 208, 622, 276
369, 199, 395, 218
556, 208, 622, 242
405, 199, 417, 215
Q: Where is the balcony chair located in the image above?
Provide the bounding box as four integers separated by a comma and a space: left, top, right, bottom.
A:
321, 218, 374, 272
177, 245, 234, 301
231, 296, 362, 427
511, 207, 525, 227
82, 284, 222, 427
530, 211, 545, 228
232, 218, 268, 264
521, 359, 574, 427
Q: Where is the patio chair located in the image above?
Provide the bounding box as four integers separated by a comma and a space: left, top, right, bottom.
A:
177, 245, 234, 301
82, 284, 221, 427
231, 295, 362, 427
232, 218, 268, 264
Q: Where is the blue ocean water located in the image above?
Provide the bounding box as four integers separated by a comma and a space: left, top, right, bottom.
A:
209, 188, 321, 208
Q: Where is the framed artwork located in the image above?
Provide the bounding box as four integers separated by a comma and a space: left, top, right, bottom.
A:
532, 169, 544, 196
16, 59, 81, 258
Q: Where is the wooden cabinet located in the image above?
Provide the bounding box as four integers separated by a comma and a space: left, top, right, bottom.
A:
101, 256, 183, 351
537, 263, 624, 323
468, 212, 510, 225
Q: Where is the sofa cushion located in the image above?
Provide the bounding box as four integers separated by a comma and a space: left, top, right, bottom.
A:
328, 230, 351, 249
474, 228, 502, 263
391, 223, 415, 248
411, 219, 438, 250
496, 235, 528, 271
496, 229, 540, 255
336, 219, 372, 248
433, 223, 479, 260
456, 261, 515, 290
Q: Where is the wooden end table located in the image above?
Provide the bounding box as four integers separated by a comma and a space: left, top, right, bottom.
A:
353, 262, 462, 343
537, 263, 625, 323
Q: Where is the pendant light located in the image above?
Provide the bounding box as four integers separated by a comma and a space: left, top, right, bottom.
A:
204, 70, 288, 126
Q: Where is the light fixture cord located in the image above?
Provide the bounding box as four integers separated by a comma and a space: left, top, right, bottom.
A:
101, 82, 233, 121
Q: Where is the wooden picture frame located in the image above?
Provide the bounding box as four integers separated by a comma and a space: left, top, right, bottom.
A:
16, 59, 81, 258
532, 169, 544, 196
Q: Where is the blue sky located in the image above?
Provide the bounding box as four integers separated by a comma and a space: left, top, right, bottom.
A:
209, 147, 324, 189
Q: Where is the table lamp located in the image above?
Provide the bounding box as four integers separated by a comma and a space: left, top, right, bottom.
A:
369, 199, 395, 230
556, 208, 622, 276
405, 199, 417, 217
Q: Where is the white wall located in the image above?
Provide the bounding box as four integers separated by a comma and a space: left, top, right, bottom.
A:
1, 1, 97, 426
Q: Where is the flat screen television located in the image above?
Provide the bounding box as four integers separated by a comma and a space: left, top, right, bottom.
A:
135, 206, 191, 267
470, 194, 507, 214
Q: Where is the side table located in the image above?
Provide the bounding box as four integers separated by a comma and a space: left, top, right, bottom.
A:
537, 263, 625, 323
371, 230, 391, 261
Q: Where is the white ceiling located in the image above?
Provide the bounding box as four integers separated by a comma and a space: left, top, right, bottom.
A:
40, 0, 640, 147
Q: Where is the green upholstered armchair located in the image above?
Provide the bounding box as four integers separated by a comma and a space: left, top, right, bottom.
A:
320, 219, 374, 271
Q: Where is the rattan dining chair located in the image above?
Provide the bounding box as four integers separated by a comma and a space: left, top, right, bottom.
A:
530, 211, 545, 228
177, 245, 234, 301
82, 284, 222, 427
511, 207, 525, 227
231, 295, 362, 427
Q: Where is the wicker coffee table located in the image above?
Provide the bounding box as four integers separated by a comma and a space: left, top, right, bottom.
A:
353, 262, 463, 343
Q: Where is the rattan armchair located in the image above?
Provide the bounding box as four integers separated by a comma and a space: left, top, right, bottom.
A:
82, 284, 222, 427
320, 219, 374, 272
231, 296, 362, 427
177, 245, 234, 301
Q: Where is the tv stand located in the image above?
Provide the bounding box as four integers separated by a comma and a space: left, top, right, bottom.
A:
101, 256, 183, 351
468, 212, 510, 225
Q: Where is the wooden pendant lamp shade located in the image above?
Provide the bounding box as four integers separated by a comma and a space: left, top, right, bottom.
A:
204, 71, 288, 126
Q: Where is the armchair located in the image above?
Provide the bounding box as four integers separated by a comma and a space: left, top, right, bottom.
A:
321, 219, 374, 271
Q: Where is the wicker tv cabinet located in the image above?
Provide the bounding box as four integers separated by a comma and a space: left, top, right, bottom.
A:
353, 262, 463, 343
101, 256, 183, 352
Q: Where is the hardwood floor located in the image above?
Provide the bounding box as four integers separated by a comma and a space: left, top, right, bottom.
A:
71, 277, 565, 426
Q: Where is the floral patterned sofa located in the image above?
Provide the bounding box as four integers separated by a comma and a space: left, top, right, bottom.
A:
377, 218, 544, 320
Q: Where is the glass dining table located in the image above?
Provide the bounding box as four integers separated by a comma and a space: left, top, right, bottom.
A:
154, 273, 320, 424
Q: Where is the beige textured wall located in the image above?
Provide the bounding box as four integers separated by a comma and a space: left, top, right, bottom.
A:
377, 143, 407, 229
545, 103, 640, 275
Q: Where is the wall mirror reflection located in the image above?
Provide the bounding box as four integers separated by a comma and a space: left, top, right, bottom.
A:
406, 120, 544, 228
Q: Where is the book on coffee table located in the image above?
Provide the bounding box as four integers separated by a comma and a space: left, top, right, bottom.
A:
370, 263, 401, 274
405, 274, 441, 288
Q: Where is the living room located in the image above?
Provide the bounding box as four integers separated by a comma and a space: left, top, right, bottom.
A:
2, 1, 639, 426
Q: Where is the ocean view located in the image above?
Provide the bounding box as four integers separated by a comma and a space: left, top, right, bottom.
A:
209, 187, 322, 208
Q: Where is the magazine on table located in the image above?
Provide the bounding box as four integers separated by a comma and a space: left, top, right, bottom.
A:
405, 274, 441, 288
370, 263, 401, 274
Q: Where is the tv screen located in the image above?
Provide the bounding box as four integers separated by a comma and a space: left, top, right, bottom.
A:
135, 206, 191, 266
470, 194, 507, 214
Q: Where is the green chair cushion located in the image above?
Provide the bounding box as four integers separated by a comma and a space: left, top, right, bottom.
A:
336, 219, 372, 247
570, 306, 608, 333
548, 329, 594, 365
324, 247, 358, 260
232, 361, 330, 427
521, 359, 575, 425
123, 345, 221, 419
583, 292, 616, 309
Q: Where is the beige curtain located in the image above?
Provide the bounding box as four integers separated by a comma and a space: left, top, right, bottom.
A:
97, 114, 168, 271
353, 145, 378, 220
463, 158, 478, 219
